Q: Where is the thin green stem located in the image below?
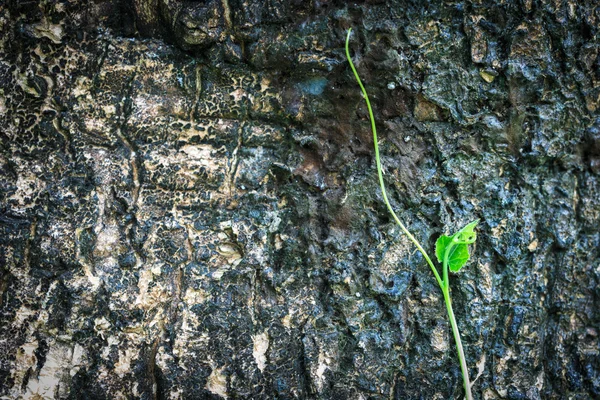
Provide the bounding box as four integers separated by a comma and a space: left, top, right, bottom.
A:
442, 242, 473, 399
443, 247, 450, 291
345, 28, 443, 290
443, 287, 473, 400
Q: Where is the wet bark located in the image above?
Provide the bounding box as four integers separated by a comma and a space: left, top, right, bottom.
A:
1, 1, 599, 399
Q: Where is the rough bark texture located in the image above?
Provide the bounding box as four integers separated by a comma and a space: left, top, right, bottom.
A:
1, 1, 599, 399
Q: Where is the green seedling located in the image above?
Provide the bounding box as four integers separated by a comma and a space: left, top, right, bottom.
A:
345, 28, 477, 400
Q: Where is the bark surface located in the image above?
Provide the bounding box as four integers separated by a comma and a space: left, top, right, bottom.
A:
1, 1, 599, 399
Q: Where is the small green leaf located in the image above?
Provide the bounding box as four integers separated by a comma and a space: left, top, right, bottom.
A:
436, 237, 470, 272
447, 244, 470, 272
453, 220, 479, 245
435, 220, 479, 273
435, 235, 452, 263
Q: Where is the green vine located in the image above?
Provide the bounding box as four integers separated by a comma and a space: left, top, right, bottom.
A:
345, 28, 477, 400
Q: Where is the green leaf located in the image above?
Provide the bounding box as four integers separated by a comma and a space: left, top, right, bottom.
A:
435, 235, 452, 263
447, 244, 470, 272
435, 220, 479, 273
436, 236, 470, 272
453, 219, 479, 245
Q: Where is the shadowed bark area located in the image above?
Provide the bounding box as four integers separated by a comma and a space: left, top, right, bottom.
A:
0, 1, 599, 399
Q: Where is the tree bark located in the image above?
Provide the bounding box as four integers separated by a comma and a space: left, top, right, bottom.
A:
0, 1, 599, 399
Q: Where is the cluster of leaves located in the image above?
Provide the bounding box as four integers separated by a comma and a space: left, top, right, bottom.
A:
436, 220, 478, 273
